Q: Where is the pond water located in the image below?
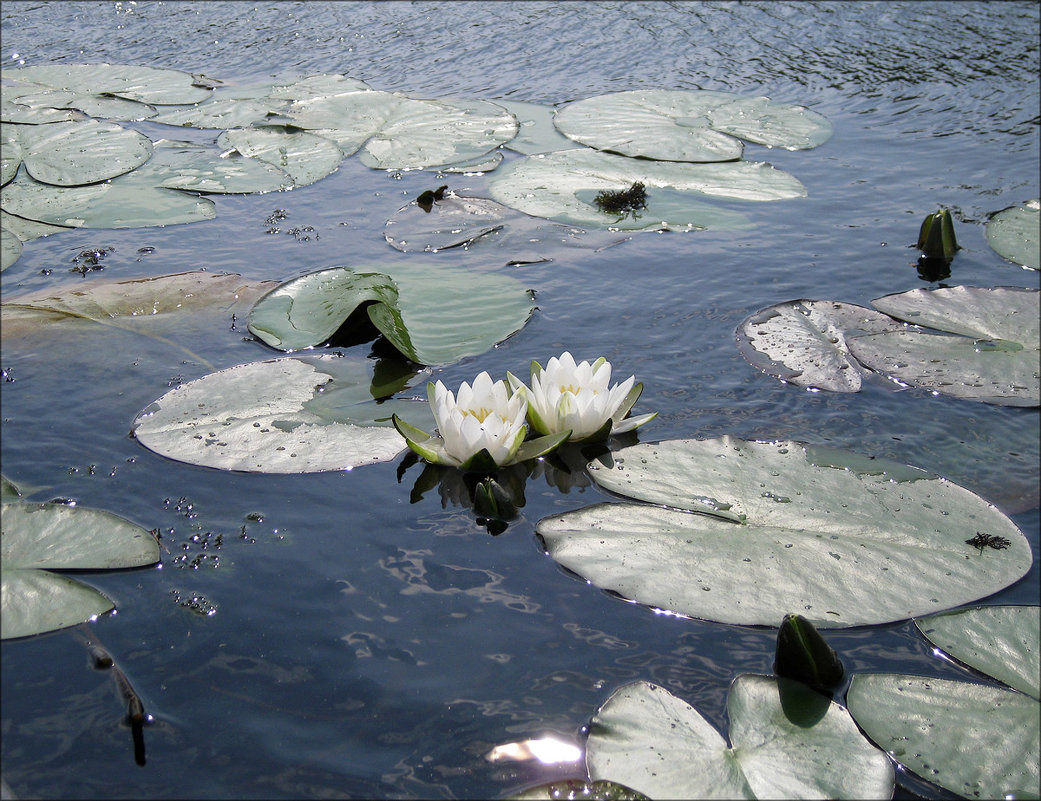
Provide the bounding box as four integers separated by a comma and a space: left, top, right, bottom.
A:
1, 1, 1038, 798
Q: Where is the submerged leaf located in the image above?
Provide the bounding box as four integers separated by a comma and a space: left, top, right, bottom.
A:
536, 437, 1031, 627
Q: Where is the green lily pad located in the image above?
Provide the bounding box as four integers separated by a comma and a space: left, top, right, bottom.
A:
150, 97, 288, 129
586, 677, 893, 799
847, 673, 1039, 800
2, 124, 23, 186
15, 119, 153, 186
2, 63, 213, 106
487, 148, 800, 231
553, 89, 833, 163
916, 605, 1040, 700
131, 354, 425, 473
284, 89, 518, 169
737, 299, 906, 392
1, 97, 83, 125
1, 161, 217, 228
494, 99, 578, 156
848, 286, 1040, 406
0, 209, 71, 242
535, 437, 1031, 627
509, 779, 647, 801
1, 501, 160, 639
247, 263, 536, 365
384, 192, 626, 264
1, 225, 21, 271
1, 85, 157, 122
986, 198, 1040, 270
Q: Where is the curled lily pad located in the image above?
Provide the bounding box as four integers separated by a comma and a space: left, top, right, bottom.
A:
847, 674, 1039, 800
536, 437, 1031, 627
586, 677, 892, 800
915, 605, 1040, 699
247, 262, 536, 366
15, 119, 153, 186
553, 89, 833, 163
131, 354, 424, 473
2, 63, 213, 106
986, 198, 1039, 270
848, 286, 1040, 406
737, 300, 906, 392
487, 148, 799, 231
384, 191, 626, 264
1, 501, 160, 639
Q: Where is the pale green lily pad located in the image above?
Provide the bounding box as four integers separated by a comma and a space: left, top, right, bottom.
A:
1, 225, 21, 270
487, 149, 800, 231
1, 85, 157, 122
509, 779, 646, 801
217, 126, 342, 187
553, 89, 833, 163
1, 164, 217, 228
2, 124, 23, 185
137, 138, 292, 194
737, 300, 906, 392
847, 674, 1039, 800
384, 192, 626, 264
1, 501, 160, 639
267, 73, 373, 100
986, 198, 1040, 270
247, 262, 536, 365
848, 286, 1040, 406
131, 354, 425, 473
587, 677, 893, 800
285, 90, 518, 169
15, 119, 153, 186
0, 209, 71, 242
916, 605, 1040, 700
2, 63, 213, 106
0, 98, 82, 124
496, 99, 580, 156
536, 437, 1031, 627
150, 97, 288, 129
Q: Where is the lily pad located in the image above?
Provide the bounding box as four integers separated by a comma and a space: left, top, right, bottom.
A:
15, 119, 153, 186
1, 124, 23, 186
848, 286, 1040, 406
535, 437, 1031, 627
1, 501, 160, 639
3, 63, 213, 106
217, 126, 342, 188
384, 192, 626, 264
1, 225, 22, 271
1, 85, 157, 122
247, 262, 536, 365
553, 89, 833, 163
847, 673, 1039, 800
150, 97, 288, 129
586, 677, 893, 800
494, 99, 578, 156
986, 198, 1040, 270
0, 209, 71, 242
915, 605, 1040, 700
131, 354, 426, 473
284, 89, 518, 169
1, 162, 217, 228
487, 149, 800, 231
736, 299, 906, 392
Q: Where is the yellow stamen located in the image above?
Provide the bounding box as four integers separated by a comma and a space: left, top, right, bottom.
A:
462, 407, 494, 423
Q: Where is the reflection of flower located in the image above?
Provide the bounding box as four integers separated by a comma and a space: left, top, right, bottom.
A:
393, 372, 569, 472
508, 352, 656, 442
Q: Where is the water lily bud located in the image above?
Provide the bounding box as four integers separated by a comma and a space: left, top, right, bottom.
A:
774, 613, 845, 692
472, 477, 516, 520
917, 208, 958, 263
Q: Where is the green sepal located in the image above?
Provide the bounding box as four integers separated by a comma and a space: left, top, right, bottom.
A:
391, 414, 451, 465
615, 381, 645, 420
774, 613, 846, 691
529, 359, 545, 379
611, 411, 658, 435
917, 208, 958, 262
513, 429, 571, 462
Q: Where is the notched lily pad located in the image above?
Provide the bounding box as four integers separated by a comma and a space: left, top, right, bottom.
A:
553, 89, 833, 163
131, 354, 422, 473
3, 63, 213, 106
737, 299, 906, 392
536, 437, 1031, 627
247, 262, 536, 365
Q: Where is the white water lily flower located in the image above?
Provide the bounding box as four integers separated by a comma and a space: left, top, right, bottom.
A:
508, 352, 657, 442
393, 371, 571, 471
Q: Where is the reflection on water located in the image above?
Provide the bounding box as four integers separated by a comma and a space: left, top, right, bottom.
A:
1, 1, 1038, 799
